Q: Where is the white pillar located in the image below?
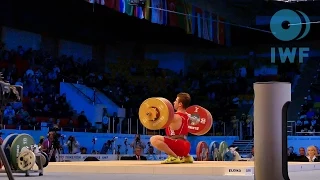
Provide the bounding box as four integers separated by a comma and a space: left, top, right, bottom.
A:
254, 82, 291, 180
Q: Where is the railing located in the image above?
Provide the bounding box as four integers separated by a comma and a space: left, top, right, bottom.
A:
2, 118, 228, 136
242, 138, 254, 153
295, 132, 320, 136
287, 121, 296, 136
68, 81, 101, 104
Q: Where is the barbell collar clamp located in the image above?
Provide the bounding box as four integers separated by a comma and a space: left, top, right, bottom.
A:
189, 116, 200, 125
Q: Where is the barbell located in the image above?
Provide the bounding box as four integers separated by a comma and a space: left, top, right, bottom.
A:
138, 97, 213, 136
1, 133, 49, 171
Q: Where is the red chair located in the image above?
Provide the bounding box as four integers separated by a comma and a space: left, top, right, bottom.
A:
59, 118, 69, 127
36, 117, 49, 122
5, 125, 16, 129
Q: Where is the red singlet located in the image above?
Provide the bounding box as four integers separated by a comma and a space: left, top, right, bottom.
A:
165, 112, 189, 136
164, 112, 191, 157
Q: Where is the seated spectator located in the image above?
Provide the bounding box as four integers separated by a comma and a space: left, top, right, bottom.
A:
130, 147, 147, 160
295, 147, 308, 162
3, 105, 15, 125
303, 118, 309, 128
307, 108, 315, 120
296, 118, 303, 132
247, 146, 254, 161
15, 78, 23, 86
306, 145, 319, 162
287, 146, 297, 161
80, 147, 87, 154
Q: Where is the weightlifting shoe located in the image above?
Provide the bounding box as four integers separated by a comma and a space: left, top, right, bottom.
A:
181, 155, 194, 163
161, 156, 182, 164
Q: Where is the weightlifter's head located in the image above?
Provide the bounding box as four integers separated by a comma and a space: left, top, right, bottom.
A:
174, 92, 191, 111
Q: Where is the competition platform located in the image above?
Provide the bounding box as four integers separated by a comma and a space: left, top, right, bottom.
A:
44, 161, 320, 176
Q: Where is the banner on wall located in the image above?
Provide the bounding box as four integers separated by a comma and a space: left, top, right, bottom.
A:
59, 154, 117, 161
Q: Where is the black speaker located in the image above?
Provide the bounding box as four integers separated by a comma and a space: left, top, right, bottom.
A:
84, 157, 100, 161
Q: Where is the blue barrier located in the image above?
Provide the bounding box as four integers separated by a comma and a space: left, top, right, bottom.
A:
0, 129, 238, 154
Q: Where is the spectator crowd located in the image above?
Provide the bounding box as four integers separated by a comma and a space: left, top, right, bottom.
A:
0, 41, 302, 137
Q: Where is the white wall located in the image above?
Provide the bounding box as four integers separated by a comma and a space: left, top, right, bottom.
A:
145, 52, 185, 73
59, 40, 92, 62
1, 26, 41, 50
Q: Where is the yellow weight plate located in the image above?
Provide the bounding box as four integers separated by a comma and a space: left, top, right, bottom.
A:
139, 97, 174, 130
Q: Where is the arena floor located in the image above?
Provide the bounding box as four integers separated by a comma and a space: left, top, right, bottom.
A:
1, 161, 320, 180
2, 171, 320, 180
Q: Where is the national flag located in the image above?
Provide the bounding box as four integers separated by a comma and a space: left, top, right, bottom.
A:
208, 12, 213, 41
125, 0, 134, 16
217, 16, 225, 45
162, 0, 167, 25
134, 6, 145, 19
176, 0, 187, 30
99, 0, 105, 5
225, 23, 231, 46
184, 2, 192, 34
191, 6, 202, 38
119, 0, 126, 13
143, 0, 151, 20
151, 0, 164, 24
105, 0, 115, 8
167, 0, 179, 27
105, 0, 120, 11
202, 11, 210, 40
212, 13, 218, 43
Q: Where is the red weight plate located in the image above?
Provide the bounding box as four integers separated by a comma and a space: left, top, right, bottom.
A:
158, 98, 175, 128
186, 105, 210, 135
199, 109, 213, 135
196, 141, 209, 161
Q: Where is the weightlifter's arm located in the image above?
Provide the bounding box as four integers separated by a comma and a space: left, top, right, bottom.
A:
169, 114, 182, 129
171, 114, 182, 123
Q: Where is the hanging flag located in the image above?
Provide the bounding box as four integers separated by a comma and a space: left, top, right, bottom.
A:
134, 6, 145, 19
196, 8, 202, 38
202, 11, 210, 40
218, 16, 225, 45
191, 6, 196, 34
151, 0, 160, 24
162, 0, 167, 25
191, 6, 202, 38
167, 0, 179, 27
176, 0, 187, 31
143, 0, 151, 20
208, 12, 213, 41
106, 0, 115, 9
114, 0, 120, 11
212, 13, 218, 43
86, 0, 94, 4
125, 0, 134, 16
119, 0, 126, 13
225, 23, 231, 46
99, 0, 105, 5
184, 2, 192, 34
151, 0, 164, 24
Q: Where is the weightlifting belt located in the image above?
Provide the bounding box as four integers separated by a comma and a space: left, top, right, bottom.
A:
168, 135, 187, 140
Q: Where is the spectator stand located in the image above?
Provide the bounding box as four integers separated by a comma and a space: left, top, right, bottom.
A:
296, 61, 320, 136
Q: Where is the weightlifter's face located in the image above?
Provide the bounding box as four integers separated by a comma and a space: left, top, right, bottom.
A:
173, 97, 182, 110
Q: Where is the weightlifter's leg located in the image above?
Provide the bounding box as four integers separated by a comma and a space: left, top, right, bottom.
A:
150, 135, 181, 164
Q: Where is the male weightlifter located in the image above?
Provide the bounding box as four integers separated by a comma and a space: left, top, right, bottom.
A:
150, 92, 193, 164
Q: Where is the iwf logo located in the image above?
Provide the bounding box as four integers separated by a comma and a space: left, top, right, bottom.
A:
270, 9, 310, 63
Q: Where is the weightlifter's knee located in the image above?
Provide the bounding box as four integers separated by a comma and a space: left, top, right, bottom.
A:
150, 135, 164, 147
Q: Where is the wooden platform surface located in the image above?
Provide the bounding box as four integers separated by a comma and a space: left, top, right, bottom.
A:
43, 161, 320, 176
